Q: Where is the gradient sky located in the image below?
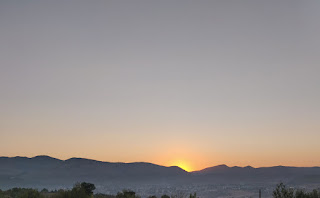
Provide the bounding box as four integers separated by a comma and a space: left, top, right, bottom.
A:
0, 0, 319, 171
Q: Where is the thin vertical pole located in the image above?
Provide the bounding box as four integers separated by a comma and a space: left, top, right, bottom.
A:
259, 189, 261, 198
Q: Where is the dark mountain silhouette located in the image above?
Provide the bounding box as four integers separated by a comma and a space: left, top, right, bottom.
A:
1, 156, 320, 190
0, 156, 188, 189
192, 164, 320, 184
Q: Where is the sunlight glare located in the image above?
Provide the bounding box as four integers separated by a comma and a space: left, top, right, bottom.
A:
171, 160, 192, 172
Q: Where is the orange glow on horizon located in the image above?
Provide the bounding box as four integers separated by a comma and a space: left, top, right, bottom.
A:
169, 159, 193, 172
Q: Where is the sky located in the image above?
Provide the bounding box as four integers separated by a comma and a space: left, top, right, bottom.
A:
0, 0, 319, 172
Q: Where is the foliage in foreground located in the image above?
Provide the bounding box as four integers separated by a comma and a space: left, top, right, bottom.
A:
273, 183, 320, 198
1, 182, 320, 198
0, 183, 197, 198
0, 182, 96, 198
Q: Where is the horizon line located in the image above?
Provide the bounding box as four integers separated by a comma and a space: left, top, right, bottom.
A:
1, 155, 320, 172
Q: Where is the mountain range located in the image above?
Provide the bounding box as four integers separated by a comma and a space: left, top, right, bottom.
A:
1, 155, 320, 190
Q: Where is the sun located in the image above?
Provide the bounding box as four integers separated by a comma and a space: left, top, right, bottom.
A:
170, 160, 192, 172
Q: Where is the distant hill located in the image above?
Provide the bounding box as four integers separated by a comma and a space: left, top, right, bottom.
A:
192, 164, 320, 184
0, 156, 187, 189
1, 156, 320, 190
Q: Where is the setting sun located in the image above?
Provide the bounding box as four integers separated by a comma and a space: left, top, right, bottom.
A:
170, 160, 193, 172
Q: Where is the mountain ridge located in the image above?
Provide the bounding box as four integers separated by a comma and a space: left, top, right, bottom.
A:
2, 155, 319, 172
1, 155, 320, 191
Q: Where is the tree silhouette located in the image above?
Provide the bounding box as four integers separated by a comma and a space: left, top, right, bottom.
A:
273, 183, 294, 198
80, 182, 96, 195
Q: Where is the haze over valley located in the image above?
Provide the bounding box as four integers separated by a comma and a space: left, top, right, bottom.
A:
1, 156, 320, 197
